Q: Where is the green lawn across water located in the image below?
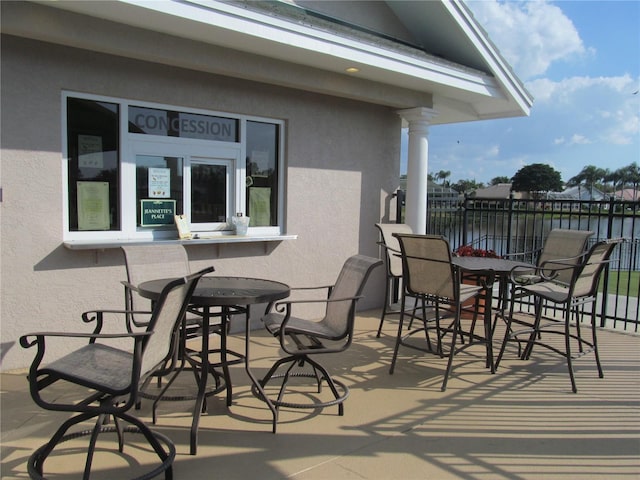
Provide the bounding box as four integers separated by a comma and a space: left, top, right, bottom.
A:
602, 271, 639, 297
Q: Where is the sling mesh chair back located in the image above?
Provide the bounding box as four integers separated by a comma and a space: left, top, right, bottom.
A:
389, 234, 493, 391
374, 223, 413, 337
20, 267, 212, 480
122, 244, 194, 328
259, 255, 382, 432
122, 245, 212, 410
510, 229, 594, 286
121, 245, 238, 420
496, 238, 622, 393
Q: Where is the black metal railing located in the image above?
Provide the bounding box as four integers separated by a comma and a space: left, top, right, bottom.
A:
401, 191, 640, 332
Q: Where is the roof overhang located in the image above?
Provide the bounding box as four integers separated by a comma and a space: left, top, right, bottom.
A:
16, 0, 532, 125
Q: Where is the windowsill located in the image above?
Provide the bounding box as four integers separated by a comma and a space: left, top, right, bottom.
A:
63, 234, 298, 250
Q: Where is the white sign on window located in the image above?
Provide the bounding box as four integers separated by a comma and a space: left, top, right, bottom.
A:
149, 167, 170, 198
78, 135, 104, 169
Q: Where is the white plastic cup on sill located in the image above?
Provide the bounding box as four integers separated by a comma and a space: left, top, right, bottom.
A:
232, 215, 250, 235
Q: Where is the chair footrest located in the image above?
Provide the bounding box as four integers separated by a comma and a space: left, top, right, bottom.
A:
252, 372, 349, 410
28, 425, 175, 480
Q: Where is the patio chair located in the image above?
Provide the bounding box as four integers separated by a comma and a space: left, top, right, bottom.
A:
502, 229, 594, 356
496, 238, 622, 393
257, 255, 381, 432
389, 234, 494, 391
19, 266, 213, 480
121, 245, 239, 420
374, 223, 414, 337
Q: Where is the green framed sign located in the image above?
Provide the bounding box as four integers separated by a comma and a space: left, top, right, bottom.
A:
140, 199, 176, 227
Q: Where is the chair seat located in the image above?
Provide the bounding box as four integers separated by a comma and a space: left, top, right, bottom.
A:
41, 344, 134, 395
521, 281, 570, 303
263, 313, 343, 340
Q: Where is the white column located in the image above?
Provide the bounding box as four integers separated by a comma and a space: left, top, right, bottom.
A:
398, 107, 438, 234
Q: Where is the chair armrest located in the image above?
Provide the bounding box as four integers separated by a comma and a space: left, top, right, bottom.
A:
273, 295, 364, 312
377, 241, 401, 255
81, 309, 152, 338
19, 330, 152, 348
121, 280, 140, 293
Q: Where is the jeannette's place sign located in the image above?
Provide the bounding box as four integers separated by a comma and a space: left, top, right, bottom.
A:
140, 199, 176, 227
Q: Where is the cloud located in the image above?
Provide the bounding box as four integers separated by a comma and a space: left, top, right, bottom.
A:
527, 74, 640, 146
466, 0, 586, 80
569, 134, 591, 145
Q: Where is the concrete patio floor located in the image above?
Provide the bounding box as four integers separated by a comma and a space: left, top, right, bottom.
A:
1, 308, 639, 479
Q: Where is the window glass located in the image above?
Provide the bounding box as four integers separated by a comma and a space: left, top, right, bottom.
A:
67, 98, 120, 231
191, 162, 228, 223
246, 121, 279, 227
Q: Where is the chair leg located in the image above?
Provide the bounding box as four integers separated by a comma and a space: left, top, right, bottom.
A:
522, 298, 544, 360
441, 315, 460, 392
275, 359, 299, 407
376, 277, 393, 337
495, 313, 512, 370
389, 297, 408, 375
119, 411, 176, 480
83, 413, 109, 480
591, 309, 604, 378
306, 356, 345, 416
564, 309, 578, 393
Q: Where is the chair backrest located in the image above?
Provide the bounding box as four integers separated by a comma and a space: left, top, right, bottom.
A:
394, 234, 456, 300
375, 223, 413, 278
539, 229, 594, 284
571, 238, 622, 298
140, 267, 213, 377
322, 255, 382, 339
122, 245, 191, 312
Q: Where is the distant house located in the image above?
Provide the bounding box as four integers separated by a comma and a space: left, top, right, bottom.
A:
470, 183, 526, 207
614, 189, 640, 201
552, 186, 608, 201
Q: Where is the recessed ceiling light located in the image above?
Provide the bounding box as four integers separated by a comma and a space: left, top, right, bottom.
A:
345, 67, 359, 73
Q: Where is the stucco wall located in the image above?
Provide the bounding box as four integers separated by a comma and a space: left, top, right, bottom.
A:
0, 34, 401, 371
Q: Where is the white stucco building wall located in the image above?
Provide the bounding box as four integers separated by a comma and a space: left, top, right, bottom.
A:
0, 0, 531, 371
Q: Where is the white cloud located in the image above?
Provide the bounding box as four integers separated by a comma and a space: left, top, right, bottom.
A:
568, 134, 591, 145
466, 0, 586, 80
527, 74, 640, 146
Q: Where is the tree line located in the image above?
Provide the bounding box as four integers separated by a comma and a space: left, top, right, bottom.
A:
421, 162, 640, 196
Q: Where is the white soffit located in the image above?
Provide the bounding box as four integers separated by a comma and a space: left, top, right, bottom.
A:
35, 0, 532, 124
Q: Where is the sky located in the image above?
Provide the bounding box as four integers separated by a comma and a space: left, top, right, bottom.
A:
400, 0, 640, 186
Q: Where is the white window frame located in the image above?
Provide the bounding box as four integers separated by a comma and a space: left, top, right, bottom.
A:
62, 92, 285, 241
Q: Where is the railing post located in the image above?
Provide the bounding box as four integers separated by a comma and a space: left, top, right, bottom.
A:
506, 192, 514, 255
395, 189, 405, 224
462, 193, 469, 247
599, 196, 617, 327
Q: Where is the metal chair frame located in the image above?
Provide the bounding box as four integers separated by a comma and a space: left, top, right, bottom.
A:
389, 234, 494, 391
20, 267, 213, 480
496, 238, 622, 393
256, 255, 381, 432
374, 223, 414, 337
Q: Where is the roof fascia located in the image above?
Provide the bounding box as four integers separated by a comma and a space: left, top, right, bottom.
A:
443, 0, 533, 115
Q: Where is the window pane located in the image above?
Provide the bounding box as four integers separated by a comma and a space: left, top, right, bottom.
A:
135, 155, 183, 227
67, 98, 119, 231
246, 121, 279, 226
191, 163, 227, 223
